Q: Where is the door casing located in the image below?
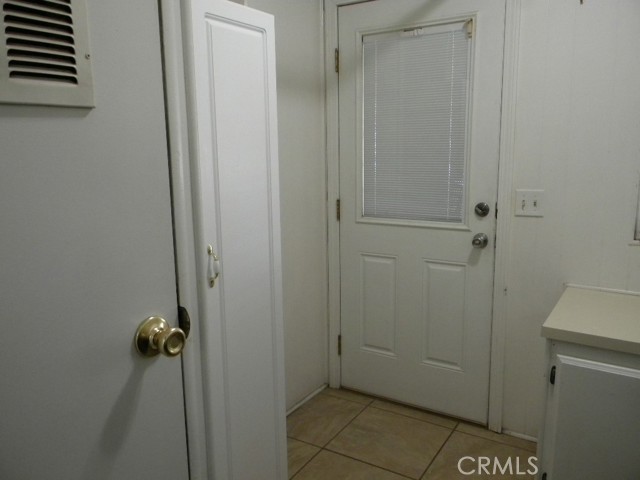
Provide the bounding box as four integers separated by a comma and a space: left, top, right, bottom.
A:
324, 0, 522, 433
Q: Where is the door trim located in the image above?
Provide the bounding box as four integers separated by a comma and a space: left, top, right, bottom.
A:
323, 0, 522, 433
160, 1, 210, 478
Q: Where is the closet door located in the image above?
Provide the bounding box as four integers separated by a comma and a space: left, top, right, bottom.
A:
182, 1, 287, 479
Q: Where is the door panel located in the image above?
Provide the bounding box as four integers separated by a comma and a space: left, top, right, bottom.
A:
339, 0, 505, 422
360, 253, 398, 355
422, 260, 467, 369
0, 2, 188, 479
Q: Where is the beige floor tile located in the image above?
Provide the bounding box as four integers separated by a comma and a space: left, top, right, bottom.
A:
326, 407, 452, 479
287, 438, 320, 479
293, 450, 409, 480
456, 423, 537, 453
322, 387, 375, 405
370, 399, 458, 429
287, 394, 366, 447
421, 431, 537, 480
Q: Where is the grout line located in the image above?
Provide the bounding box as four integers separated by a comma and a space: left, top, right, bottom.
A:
368, 403, 460, 431
322, 404, 448, 479
287, 388, 536, 478
307, 387, 461, 429
288, 443, 323, 480
362, 392, 464, 426
286, 436, 323, 449
454, 424, 537, 452
320, 449, 415, 479
287, 398, 370, 450
418, 426, 457, 479
286, 390, 368, 450
321, 388, 375, 406
319, 402, 369, 447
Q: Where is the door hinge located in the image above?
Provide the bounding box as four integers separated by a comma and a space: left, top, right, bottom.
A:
336, 198, 341, 221
178, 305, 191, 339
338, 335, 342, 356
495, 202, 498, 219
549, 365, 556, 385
334, 48, 339, 73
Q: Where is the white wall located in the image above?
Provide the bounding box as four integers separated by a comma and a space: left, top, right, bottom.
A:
245, 0, 328, 409
503, 0, 640, 437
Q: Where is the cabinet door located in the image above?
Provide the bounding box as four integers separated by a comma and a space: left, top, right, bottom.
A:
541, 352, 640, 479
182, 1, 287, 479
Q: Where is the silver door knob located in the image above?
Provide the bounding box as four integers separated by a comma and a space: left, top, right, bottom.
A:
472, 233, 489, 249
135, 316, 186, 357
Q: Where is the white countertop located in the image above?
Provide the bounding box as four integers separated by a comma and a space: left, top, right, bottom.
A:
541, 286, 640, 355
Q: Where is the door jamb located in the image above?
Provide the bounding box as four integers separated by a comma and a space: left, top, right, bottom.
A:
488, 0, 521, 434
323, 0, 522, 433
159, 1, 210, 477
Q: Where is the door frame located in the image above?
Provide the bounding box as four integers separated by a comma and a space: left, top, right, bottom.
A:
324, 0, 522, 433
159, 1, 211, 478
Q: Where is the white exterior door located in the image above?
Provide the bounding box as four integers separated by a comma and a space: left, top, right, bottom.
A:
0, 1, 189, 479
183, 1, 287, 479
339, 0, 505, 423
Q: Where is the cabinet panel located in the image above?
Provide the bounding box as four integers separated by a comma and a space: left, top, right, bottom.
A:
541, 348, 640, 479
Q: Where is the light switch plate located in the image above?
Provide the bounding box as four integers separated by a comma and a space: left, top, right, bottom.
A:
515, 189, 544, 217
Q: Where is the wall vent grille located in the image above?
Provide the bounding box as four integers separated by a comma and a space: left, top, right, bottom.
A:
0, 0, 94, 107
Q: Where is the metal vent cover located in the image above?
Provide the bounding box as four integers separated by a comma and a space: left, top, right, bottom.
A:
0, 0, 94, 107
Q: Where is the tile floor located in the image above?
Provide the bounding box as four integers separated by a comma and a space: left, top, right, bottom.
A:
287, 388, 537, 479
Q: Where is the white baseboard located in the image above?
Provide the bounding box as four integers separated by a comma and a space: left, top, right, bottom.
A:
502, 429, 538, 444
286, 384, 328, 416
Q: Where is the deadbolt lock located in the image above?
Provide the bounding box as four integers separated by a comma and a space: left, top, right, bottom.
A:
474, 202, 491, 217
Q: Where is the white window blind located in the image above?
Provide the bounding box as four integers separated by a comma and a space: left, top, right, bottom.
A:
362, 22, 472, 223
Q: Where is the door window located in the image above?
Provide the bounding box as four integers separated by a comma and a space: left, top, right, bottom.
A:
362, 21, 473, 223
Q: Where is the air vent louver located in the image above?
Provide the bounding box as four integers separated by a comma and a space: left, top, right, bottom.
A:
0, 0, 94, 107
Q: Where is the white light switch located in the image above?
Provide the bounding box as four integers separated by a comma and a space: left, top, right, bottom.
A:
515, 189, 544, 217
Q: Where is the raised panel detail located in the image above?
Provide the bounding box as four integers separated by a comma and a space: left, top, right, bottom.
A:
422, 260, 466, 369
360, 254, 397, 356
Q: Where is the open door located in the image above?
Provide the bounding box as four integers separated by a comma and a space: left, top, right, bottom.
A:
0, 1, 189, 478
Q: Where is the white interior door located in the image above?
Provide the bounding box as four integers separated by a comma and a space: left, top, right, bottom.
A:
183, 1, 287, 479
339, 0, 505, 423
0, 1, 189, 478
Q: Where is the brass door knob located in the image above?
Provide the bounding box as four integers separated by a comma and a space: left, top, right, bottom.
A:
135, 316, 186, 357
